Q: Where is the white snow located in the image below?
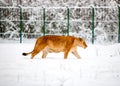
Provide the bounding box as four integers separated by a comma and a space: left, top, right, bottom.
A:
0, 43, 120, 86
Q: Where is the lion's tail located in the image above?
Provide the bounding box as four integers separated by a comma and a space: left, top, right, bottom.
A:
22, 52, 32, 56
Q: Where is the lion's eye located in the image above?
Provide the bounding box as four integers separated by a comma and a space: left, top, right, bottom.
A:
83, 42, 86, 45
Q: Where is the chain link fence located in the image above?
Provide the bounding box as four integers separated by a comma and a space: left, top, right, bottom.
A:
0, 6, 120, 44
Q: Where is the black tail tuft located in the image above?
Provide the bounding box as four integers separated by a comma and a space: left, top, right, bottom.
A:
22, 53, 27, 56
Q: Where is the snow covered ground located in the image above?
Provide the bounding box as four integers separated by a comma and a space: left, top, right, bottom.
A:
0, 43, 120, 86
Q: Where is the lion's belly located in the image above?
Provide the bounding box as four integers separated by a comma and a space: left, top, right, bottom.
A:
43, 46, 64, 53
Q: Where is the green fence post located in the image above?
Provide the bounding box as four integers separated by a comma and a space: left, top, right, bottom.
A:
92, 7, 94, 44
67, 7, 70, 36
19, 6, 23, 43
118, 6, 120, 43
43, 8, 46, 36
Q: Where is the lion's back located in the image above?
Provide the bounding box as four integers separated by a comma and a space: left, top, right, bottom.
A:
36, 35, 76, 52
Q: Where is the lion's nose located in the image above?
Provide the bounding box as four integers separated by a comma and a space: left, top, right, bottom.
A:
84, 45, 87, 49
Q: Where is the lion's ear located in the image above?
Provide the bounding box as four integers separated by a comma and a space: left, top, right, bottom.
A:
79, 38, 83, 41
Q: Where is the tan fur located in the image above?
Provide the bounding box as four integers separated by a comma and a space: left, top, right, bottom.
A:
22, 35, 87, 59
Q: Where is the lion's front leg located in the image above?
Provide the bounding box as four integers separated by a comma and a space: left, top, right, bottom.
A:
71, 50, 81, 59
64, 49, 71, 59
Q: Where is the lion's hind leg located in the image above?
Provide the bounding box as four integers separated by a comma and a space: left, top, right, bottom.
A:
42, 50, 48, 59
31, 44, 46, 59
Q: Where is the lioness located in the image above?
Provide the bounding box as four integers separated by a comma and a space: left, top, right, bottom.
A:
22, 35, 87, 59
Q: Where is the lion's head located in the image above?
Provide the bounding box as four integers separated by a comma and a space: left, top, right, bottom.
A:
76, 38, 87, 49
